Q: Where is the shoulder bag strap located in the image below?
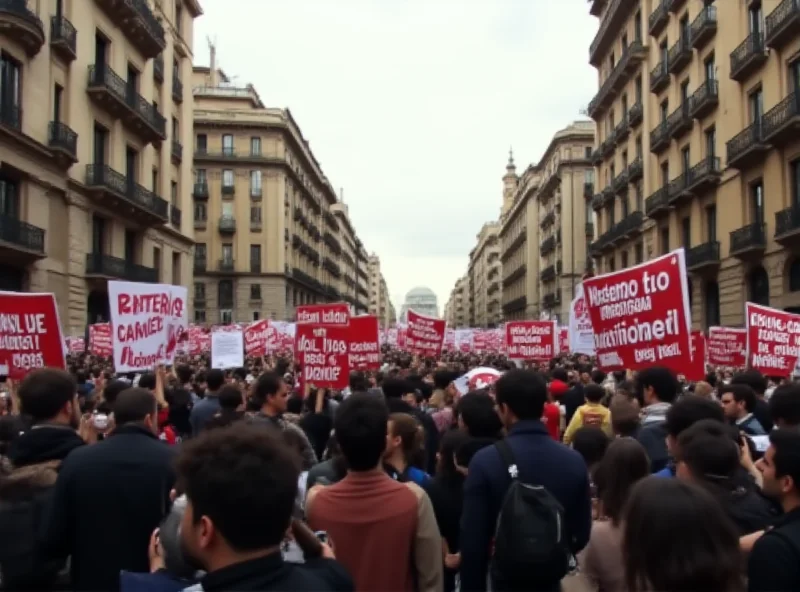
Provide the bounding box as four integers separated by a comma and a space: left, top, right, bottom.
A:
495, 439, 519, 481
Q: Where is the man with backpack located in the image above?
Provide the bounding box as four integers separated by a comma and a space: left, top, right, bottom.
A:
459, 369, 591, 592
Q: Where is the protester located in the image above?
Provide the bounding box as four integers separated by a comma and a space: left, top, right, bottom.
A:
731, 370, 773, 432
635, 367, 680, 473
720, 383, 767, 436
189, 368, 225, 436
563, 383, 611, 444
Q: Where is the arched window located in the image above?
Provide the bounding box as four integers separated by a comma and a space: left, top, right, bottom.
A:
704, 281, 720, 328
789, 259, 800, 292
748, 266, 770, 306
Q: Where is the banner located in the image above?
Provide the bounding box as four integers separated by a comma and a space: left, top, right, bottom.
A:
568, 283, 596, 355
559, 326, 569, 354
0, 292, 66, 379
108, 281, 188, 372
707, 326, 746, 367
211, 328, 244, 369
296, 303, 349, 325
454, 328, 472, 353
454, 366, 503, 395
294, 303, 350, 389
686, 331, 706, 381
582, 249, 693, 373
244, 319, 269, 357
406, 309, 446, 357
348, 315, 380, 370
88, 322, 113, 357
505, 320, 557, 360
745, 302, 800, 377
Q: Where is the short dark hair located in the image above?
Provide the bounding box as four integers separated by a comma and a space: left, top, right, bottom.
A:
719, 383, 758, 413
218, 385, 244, 411
731, 370, 767, 396
495, 369, 547, 420
590, 370, 607, 385
206, 369, 225, 391
103, 380, 130, 408
665, 395, 725, 438
252, 372, 284, 404
349, 370, 367, 392
18, 369, 76, 422
382, 377, 413, 399
334, 392, 389, 471
769, 429, 800, 493
138, 372, 156, 390
584, 384, 605, 404
572, 426, 609, 468
176, 424, 300, 551
176, 364, 193, 385
610, 395, 640, 437
456, 391, 502, 439
433, 370, 457, 390
551, 368, 568, 382
769, 384, 800, 427
635, 367, 679, 404
676, 420, 740, 481
113, 388, 157, 425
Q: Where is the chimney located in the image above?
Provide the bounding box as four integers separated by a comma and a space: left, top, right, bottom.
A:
209, 40, 218, 86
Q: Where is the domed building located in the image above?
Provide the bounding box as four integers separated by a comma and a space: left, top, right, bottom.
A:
399, 286, 440, 322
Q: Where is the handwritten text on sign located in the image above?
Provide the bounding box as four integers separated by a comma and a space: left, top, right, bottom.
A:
0, 314, 49, 372
407, 309, 446, 357
505, 321, 557, 360
0, 292, 66, 378
295, 325, 349, 388
746, 302, 800, 376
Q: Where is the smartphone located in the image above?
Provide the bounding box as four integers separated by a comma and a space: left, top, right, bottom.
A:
315, 531, 329, 545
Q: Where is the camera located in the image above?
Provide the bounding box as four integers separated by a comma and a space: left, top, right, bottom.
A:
92, 412, 109, 431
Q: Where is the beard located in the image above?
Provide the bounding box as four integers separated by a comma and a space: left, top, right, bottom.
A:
178, 524, 207, 574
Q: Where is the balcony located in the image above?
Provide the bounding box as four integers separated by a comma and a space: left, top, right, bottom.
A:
153, 55, 164, 83
584, 182, 594, 199
0, 0, 45, 56
650, 60, 670, 93
85, 164, 168, 224
668, 36, 692, 75
540, 235, 556, 255
170, 205, 181, 229
667, 103, 692, 140
601, 137, 615, 158
503, 264, 527, 287
590, 146, 604, 165
766, 0, 800, 49
730, 33, 767, 82
86, 64, 166, 144
689, 79, 719, 119
193, 218, 206, 231
93, 0, 165, 58
628, 157, 643, 182
775, 205, 800, 244
501, 229, 526, 260
85, 253, 157, 283
650, 120, 670, 154
615, 115, 630, 144
540, 264, 556, 283
218, 215, 236, 234
691, 5, 718, 50
221, 184, 235, 196
684, 156, 722, 195
172, 77, 183, 103
726, 122, 769, 169
685, 241, 720, 272
628, 102, 643, 127
540, 210, 555, 229
587, 41, 647, 119
171, 140, 182, 164
193, 258, 206, 273
217, 259, 235, 272
611, 170, 629, 195
543, 292, 561, 310
503, 296, 527, 315
645, 186, 670, 217
730, 223, 766, 258
585, 222, 595, 237
323, 256, 342, 278
763, 92, 800, 146
667, 173, 688, 205
611, 211, 644, 244
666, 0, 687, 13
589, 0, 644, 65
192, 182, 209, 199
49, 15, 76, 62
649, 1, 669, 36
47, 121, 78, 167
0, 214, 45, 260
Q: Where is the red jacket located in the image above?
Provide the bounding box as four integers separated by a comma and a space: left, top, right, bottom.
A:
542, 402, 561, 441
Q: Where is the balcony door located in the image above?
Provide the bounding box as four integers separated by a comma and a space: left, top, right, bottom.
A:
0, 53, 21, 119
125, 146, 137, 185
124, 229, 136, 263
92, 215, 105, 255
94, 32, 107, 69
749, 89, 764, 125
93, 123, 107, 166
0, 178, 18, 220
751, 179, 765, 226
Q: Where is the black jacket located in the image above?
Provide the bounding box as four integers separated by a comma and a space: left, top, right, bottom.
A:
561, 384, 585, 425
0, 425, 84, 590
748, 507, 800, 591
200, 552, 353, 591
386, 398, 439, 474
41, 424, 177, 592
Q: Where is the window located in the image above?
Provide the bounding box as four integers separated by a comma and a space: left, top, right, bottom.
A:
250, 284, 261, 300
90, 215, 105, 254
608, 51, 615, 70
635, 242, 644, 264
151, 168, 159, 194
621, 150, 628, 168
585, 168, 594, 184
791, 159, 800, 206
680, 80, 689, 103
635, 76, 642, 103
193, 202, 207, 221
125, 230, 136, 262
749, 4, 763, 36
221, 244, 233, 262
621, 251, 629, 269
790, 260, 800, 292
196, 133, 207, 153
222, 169, 234, 188
621, 33, 628, 51
705, 127, 716, 158
681, 217, 691, 248
250, 170, 262, 196
635, 136, 642, 158
749, 88, 764, 124
220, 310, 233, 324
194, 282, 205, 300
748, 266, 769, 306
607, 203, 616, 227
125, 146, 138, 182
172, 252, 180, 285
660, 161, 669, 187
126, 63, 139, 98
250, 245, 261, 272
704, 282, 720, 328
621, 193, 629, 218
751, 179, 764, 224
171, 181, 178, 205
660, 100, 669, 122
252, 311, 260, 321
93, 123, 108, 165
704, 54, 715, 81
621, 94, 628, 115
195, 243, 207, 263
221, 202, 233, 218
681, 146, 690, 173
634, 11, 641, 41
790, 59, 800, 93
153, 247, 161, 281
706, 205, 717, 242
635, 181, 643, 211
250, 137, 261, 156
660, 226, 670, 254
53, 84, 63, 123
222, 134, 234, 155
219, 280, 234, 310
680, 15, 690, 39
194, 310, 206, 323
175, 0, 183, 33
659, 40, 668, 63
609, 110, 615, 131
250, 206, 262, 223
585, 147, 592, 159
608, 257, 616, 272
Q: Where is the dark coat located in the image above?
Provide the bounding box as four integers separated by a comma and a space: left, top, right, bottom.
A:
41, 424, 177, 592
748, 507, 800, 591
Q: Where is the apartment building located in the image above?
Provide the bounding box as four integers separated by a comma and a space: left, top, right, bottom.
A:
192, 58, 369, 323
367, 253, 395, 327
444, 274, 470, 327
588, 0, 800, 327
465, 222, 501, 327
536, 122, 596, 320
0, 0, 199, 333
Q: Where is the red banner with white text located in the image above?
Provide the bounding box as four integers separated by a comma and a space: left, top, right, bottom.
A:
707, 326, 747, 367
406, 309, 446, 357
294, 303, 350, 389
0, 292, 66, 379
505, 321, 557, 360
745, 302, 800, 377
348, 315, 381, 370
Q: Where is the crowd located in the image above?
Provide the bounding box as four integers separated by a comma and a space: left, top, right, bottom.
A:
0, 346, 797, 591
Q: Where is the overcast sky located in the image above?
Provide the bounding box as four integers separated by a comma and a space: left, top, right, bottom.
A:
194, 0, 597, 313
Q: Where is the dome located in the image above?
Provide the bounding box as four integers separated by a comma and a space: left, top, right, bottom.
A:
405, 286, 436, 299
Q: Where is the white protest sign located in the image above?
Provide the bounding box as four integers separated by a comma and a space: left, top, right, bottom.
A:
211, 329, 244, 369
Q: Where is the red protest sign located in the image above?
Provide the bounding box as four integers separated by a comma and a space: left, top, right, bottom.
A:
559, 326, 569, 354
406, 309, 446, 357
685, 331, 707, 381
244, 319, 269, 357
296, 303, 350, 326
295, 323, 349, 389
745, 302, 800, 377
88, 323, 113, 357
707, 326, 746, 367
348, 315, 380, 370
0, 292, 66, 379
505, 321, 557, 360
582, 249, 693, 373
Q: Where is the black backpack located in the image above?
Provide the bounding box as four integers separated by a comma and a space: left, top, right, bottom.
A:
490, 440, 571, 590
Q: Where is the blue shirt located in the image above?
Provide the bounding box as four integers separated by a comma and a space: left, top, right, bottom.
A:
189, 395, 221, 436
